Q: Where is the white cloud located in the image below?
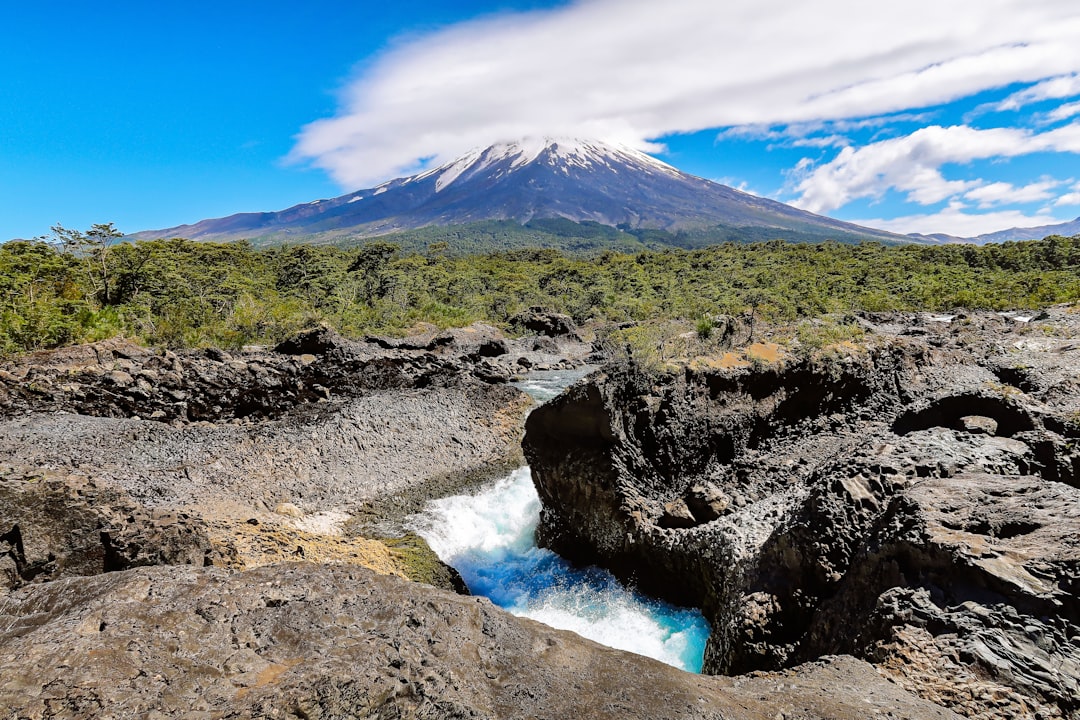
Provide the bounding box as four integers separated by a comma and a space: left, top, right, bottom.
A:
997, 73, 1080, 110
790, 135, 850, 149
713, 178, 760, 195
1056, 182, 1080, 206
1046, 101, 1080, 122
716, 113, 933, 145
853, 201, 1067, 237
792, 123, 1080, 213
290, 0, 1080, 189
964, 179, 1061, 208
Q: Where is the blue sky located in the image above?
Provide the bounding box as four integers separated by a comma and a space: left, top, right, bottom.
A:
4, 0, 1080, 241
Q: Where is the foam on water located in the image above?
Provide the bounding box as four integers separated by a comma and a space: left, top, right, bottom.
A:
407, 468, 710, 672
510, 367, 595, 403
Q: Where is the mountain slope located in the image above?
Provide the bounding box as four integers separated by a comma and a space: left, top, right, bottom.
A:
132, 138, 908, 245
970, 217, 1080, 244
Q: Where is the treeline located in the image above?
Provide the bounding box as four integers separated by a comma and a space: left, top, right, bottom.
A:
2, 227, 1078, 354
352, 218, 896, 255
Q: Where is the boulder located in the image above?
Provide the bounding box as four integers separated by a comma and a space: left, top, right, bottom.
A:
274, 326, 350, 356
685, 483, 730, 523
959, 415, 998, 435
531, 335, 560, 353
478, 338, 509, 357
660, 498, 697, 529
430, 323, 508, 355
472, 360, 512, 384
511, 307, 582, 340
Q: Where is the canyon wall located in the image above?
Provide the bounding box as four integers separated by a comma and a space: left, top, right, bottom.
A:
524, 309, 1080, 719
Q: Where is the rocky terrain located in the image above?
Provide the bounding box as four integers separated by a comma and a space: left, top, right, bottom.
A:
0, 317, 595, 594
523, 306, 1080, 719
1, 464, 227, 594
0, 309, 1048, 718
0, 320, 590, 516
0, 562, 961, 720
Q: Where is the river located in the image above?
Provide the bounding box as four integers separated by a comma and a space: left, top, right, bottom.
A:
406, 368, 710, 673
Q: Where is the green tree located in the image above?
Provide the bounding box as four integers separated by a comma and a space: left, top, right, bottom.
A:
348, 241, 401, 302
51, 222, 124, 305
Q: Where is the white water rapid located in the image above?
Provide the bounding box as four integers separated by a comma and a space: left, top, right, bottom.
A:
406, 368, 710, 673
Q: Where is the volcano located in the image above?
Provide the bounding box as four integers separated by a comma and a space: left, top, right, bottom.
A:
132, 138, 906, 245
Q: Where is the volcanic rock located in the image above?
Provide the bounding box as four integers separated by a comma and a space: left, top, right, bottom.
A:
685, 483, 731, 523
523, 306, 1080, 719
273, 325, 352, 356
511, 307, 582, 339
805, 472, 1080, 718
0, 465, 223, 596
959, 414, 998, 435
0, 562, 962, 719
0, 319, 600, 518
0, 322, 591, 425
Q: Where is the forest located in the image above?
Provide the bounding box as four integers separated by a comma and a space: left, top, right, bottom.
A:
1, 223, 1078, 355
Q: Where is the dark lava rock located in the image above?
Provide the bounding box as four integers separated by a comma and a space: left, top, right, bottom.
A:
511, 307, 582, 340
523, 307, 1080, 719
0, 562, 961, 719
532, 335, 560, 353
472, 360, 512, 384
368, 323, 510, 356
804, 473, 1080, 719
0, 326, 539, 525
0, 382, 533, 515
0, 325, 528, 425
478, 338, 509, 357
274, 325, 351, 356
203, 346, 232, 362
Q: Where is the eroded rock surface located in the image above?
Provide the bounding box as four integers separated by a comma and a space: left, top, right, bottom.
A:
809, 473, 1080, 718
0, 562, 961, 720
0, 383, 531, 515
0, 465, 224, 597
0, 313, 1064, 718
523, 307, 1080, 719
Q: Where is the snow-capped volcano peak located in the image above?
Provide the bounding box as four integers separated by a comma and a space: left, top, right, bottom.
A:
132, 136, 906, 245
410, 137, 680, 193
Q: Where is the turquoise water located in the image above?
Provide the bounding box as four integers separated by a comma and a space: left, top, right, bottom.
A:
407, 467, 711, 672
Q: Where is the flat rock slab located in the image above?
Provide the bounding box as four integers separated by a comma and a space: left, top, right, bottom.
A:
0, 563, 961, 720
0, 384, 531, 514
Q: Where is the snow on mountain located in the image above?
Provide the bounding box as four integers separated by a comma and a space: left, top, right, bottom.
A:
130, 137, 906, 245
410, 138, 681, 194
419, 137, 678, 194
